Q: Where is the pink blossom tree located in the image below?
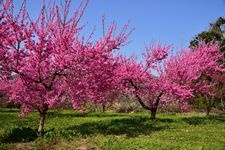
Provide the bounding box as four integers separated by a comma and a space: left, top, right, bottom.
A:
0, 0, 128, 135
192, 72, 225, 115
213, 73, 225, 112
120, 43, 224, 119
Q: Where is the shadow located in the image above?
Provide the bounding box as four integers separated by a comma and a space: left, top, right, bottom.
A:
182, 115, 225, 125
0, 109, 20, 113
85, 112, 128, 118
156, 118, 174, 123
47, 111, 85, 118
0, 127, 38, 143
64, 116, 167, 137
47, 111, 128, 118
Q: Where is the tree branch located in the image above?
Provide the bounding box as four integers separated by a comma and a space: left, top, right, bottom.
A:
129, 79, 151, 110
153, 92, 164, 109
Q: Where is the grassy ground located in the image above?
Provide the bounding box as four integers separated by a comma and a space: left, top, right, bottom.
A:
0, 108, 224, 150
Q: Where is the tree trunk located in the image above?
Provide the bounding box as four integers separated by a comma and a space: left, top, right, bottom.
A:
150, 108, 157, 120
150, 92, 164, 120
205, 96, 214, 116
128, 79, 163, 120
38, 108, 48, 136
221, 98, 225, 111
206, 107, 211, 116
102, 104, 106, 112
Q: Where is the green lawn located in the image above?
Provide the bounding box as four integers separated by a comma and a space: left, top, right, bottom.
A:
0, 108, 224, 150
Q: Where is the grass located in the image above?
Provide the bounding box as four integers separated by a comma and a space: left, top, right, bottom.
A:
0, 108, 225, 150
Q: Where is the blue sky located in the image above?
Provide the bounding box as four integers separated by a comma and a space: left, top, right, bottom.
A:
14, 0, 225, 57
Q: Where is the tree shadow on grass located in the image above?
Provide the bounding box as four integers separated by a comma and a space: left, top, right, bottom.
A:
85, 112, 128, 118
0, 127, 38, 143
0, 109, 20, 113
47, 111, 128, 118
64, 116, 168, 138
182, 115, 225, 125
156, 118, 174, 123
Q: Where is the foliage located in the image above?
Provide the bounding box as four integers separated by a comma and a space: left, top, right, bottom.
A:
0, 109, 225, 149
120, 42, 224, 119
0, 0, 129, 133
189, 17, 225, 114
190, 17, 225, 52
0, 0, 128, 115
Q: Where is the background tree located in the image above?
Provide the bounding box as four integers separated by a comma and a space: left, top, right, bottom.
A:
120, 43, 224, 119
190, 17, 225, 114
190, 17, 225, 52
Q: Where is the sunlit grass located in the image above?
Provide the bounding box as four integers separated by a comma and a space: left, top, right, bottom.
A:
0, 108, 224, 149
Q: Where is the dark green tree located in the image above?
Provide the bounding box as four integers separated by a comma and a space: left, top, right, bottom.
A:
190, 17, 225, 115
190, 17, 225, 53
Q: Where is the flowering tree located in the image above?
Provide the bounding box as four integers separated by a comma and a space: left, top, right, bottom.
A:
193, 72, 225, 115
118, 44, 171, 119
120, 43, 224, 119
213, 73, 225, 112
0, 0, 128, 135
